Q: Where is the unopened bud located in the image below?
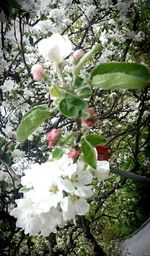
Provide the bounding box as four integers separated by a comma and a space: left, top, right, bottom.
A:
72, 49, 85, 63
31, 64, 46, 81
67, 148, 80, 159
82, 107, 97, 127
47, 128, 61, 148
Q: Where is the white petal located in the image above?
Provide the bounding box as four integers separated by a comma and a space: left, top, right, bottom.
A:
60, 179, 75, 194
96, 160, 110, 181
75, 198, 89, 216
75, 186, 93, 199
25, 215, 41, 236
78, 170, 93, 185
60, 197, 75, 221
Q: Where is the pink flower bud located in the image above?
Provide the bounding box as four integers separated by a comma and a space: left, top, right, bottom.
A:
82, 107, 97, 127
47, 128, 61, 148
72, 49, 85, 62
67, 148, 80, 159
88, 107, 95, 116
31, 64, 46, 81
82, 120, 94, 127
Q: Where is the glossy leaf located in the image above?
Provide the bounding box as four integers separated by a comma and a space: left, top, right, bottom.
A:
73, 76, 84, 88
59, 93, 88, 118
17, 105, 51, 143
81, 138, 97, 169
77, 85, 92, 98
91, 62, 150, 89
86, 134, 106, 146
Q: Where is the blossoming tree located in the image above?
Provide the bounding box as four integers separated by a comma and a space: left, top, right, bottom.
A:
0, 0, 150, 255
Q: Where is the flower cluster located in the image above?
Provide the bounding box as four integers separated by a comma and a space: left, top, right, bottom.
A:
10, 155, 110, 236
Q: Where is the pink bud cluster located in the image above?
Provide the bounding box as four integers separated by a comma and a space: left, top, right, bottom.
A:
47, 129, 61, 148
67, 148, 80, 159
82, 107, 97, 127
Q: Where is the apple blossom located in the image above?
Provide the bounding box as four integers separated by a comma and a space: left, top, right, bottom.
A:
60, 196, 90, 221
96, 160, 110, 181
88, 160, 110, 182
38, 33, 72, 65
9, 155, 110, 236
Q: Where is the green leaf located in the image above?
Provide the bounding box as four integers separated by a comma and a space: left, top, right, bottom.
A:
91, 63, 150, 89
17, 105, 51, 143
52, 147, 63, 160
81, 138, 97, 169
86, 134, 106, 146
59, 93, 88, 118
77, 85, 92, 98
73, 76, 84, 88
49, 85, 61, 97
73, 76, 92, 98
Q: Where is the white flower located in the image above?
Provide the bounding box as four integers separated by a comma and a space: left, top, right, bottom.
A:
75, 186, 93, 199
11, 198, 41, 236
38, 33, 72, 65
10, 156, 95, 236
10, 198, 63, 236
95, 161, 110, 181
60, 196, 89, 221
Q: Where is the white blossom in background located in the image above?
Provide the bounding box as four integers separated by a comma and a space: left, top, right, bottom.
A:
1, 79, 15, 92
0, 105, 7, 117
32, 20, 55, 33
101, 0, 113, 9
116, 2, 129, 16
17, 0, 41, 11
11, 149, 25, 162
2, 124, 16, 138
0, 170, 11, 183
10, 155, 110, 236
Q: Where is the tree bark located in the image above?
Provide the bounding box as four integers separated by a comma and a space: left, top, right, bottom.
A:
80, 217, 106, 256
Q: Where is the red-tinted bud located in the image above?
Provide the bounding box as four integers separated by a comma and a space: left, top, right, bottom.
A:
96, 145, 109, 161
